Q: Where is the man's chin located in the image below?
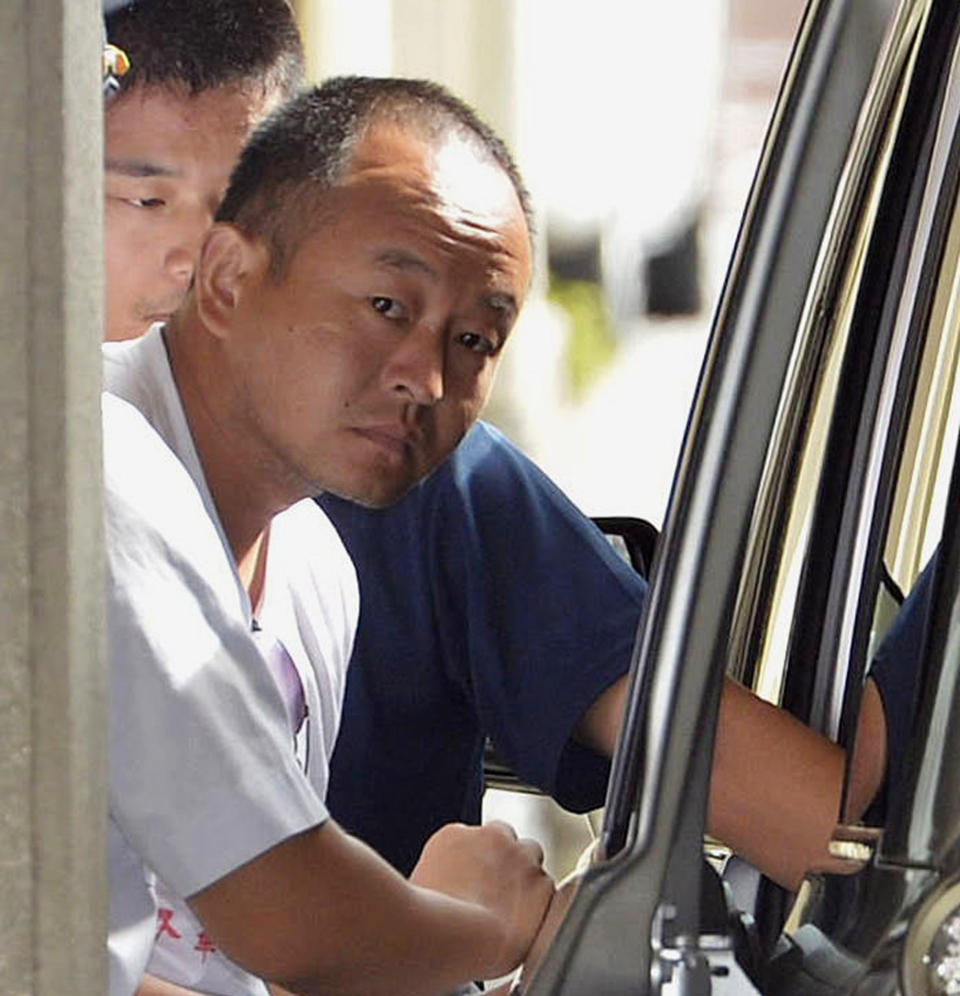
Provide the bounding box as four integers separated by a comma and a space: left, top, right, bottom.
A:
319, 451, 453, 509
331, 484, 414, 510
104, 315, 171, 343
322, 474, 420, 510
104, 325, 150, 343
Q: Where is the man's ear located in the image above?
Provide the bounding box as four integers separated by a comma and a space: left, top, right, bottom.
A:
194, 224, 270, 340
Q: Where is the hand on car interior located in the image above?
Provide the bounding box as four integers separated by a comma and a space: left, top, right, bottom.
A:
182, 818, 553, 996
483, 876, 580, 996
410, 820, 557, 975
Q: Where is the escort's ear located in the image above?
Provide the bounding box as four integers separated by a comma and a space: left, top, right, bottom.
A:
194, 223, 270, 340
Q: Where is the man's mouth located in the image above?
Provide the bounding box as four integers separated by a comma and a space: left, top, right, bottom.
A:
352, 423, 420, 457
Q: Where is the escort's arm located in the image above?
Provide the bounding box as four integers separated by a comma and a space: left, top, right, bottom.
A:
135, 976, 296, 996
576, 673, 888, 890
136, 977, 212, 996
187, 818, 553, 996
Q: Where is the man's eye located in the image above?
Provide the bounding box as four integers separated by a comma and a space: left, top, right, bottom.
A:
129, 197, 165, 209
370, 296, 404, 319
457, 331, 498, 356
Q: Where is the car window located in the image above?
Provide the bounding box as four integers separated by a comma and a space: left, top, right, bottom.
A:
737, 61, 909, 706
880, 180, 960, 589
725, 0, 926, 712
864, 185, 960, 670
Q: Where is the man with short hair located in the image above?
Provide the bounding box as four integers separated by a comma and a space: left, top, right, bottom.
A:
104, 67, 554, 996
103, 0, 303, 342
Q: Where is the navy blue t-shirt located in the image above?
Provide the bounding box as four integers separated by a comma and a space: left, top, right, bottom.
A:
320, 421, 648, 874
869, 550, 938, 810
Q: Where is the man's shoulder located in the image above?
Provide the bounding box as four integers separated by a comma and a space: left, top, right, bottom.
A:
273, 498, 356, 569
102, 392, 241, 608
270, 498, 360, 608
434, 421, 587, 525
418, 420, 556, 502
446, 420, 524, 470
101, 391, 182, 497
101, 324, 162, 399
102, 326, 190, 461
321, 420, 587, 545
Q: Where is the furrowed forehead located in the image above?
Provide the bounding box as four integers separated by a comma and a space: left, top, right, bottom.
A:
346, 103, 533, 261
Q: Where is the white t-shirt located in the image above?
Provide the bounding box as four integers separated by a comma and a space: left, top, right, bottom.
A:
104, 327, 358, 995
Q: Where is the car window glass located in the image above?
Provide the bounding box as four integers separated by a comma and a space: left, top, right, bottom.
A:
731, 46, 914, 706
870, 178, 960, 658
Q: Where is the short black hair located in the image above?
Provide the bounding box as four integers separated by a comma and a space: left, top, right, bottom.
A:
215, 75, 534, 276
106, 0, 304, 100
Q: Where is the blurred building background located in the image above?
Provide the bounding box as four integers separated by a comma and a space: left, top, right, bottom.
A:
291, 0, 806, 878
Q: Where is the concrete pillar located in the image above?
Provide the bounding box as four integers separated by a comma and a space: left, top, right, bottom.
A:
0, 1, 106, 994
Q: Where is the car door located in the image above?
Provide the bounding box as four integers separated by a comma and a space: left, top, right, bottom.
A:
524, 0, 960, 991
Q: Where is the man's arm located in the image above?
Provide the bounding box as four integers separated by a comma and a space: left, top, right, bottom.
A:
137, 975, 297, 996
188, 819, 553, 996
576, 674, 888, 890
136, 977, 214, 996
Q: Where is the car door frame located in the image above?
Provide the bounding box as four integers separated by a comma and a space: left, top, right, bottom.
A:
523, 0, 946, 991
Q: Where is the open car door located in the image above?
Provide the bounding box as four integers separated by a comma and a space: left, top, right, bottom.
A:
525, 0, 960, 992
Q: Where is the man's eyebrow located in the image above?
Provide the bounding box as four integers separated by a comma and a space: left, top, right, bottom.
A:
104, 157, 180, 179
374, 249, 519, 317
374, 248, 439, 279
484, 291, 518, 320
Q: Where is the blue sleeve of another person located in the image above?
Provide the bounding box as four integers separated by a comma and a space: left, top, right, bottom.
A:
868, 549, 938, 810
320, 421, 647, 874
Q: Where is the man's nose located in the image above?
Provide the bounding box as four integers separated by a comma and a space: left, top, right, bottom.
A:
383, 324, 446, 406
163, 208, 213, 286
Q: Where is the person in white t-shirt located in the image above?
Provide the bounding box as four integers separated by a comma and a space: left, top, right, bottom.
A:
103, 69, 554, 996
101, 5, 339, 992
106, 323, 358, 996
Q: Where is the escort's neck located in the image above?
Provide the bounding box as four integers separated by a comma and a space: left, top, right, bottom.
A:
162, 312, 304, 579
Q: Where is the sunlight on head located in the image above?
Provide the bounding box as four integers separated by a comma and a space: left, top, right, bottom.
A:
429, 131, 520, 228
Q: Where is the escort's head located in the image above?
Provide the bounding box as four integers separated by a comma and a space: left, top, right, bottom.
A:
103, 0, 304, 341
182, 77, 533, 508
